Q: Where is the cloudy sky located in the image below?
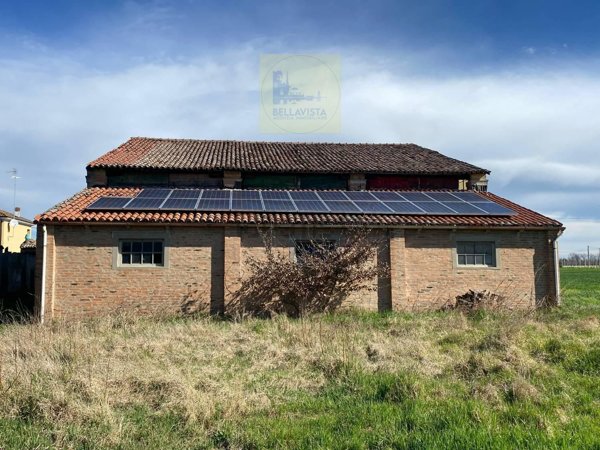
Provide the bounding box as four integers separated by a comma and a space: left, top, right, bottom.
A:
1, 0, 599, 255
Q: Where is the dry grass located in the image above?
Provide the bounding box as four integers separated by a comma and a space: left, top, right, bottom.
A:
0, 268, 599, 448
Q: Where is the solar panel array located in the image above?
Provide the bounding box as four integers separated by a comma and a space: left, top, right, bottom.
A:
87, 189, 515, 216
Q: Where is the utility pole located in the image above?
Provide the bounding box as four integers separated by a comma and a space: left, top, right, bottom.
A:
7, 168, 19, 213
588, 245, 591, 267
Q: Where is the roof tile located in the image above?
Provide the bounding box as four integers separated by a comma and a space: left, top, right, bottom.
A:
87, 137, 489, 175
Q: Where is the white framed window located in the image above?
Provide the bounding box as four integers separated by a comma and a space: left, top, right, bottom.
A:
456, 241, 496, 267
119, 240, 164, 266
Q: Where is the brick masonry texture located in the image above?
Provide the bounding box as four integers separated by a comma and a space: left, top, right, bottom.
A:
35, 225, 559, 320
36, 225, 224, 319
392, 229, 556, 310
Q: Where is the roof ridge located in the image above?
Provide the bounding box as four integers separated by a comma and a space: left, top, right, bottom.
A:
129, 136, 431, 146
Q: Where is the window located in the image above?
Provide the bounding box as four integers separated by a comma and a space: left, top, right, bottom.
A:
295, 240, 336, 261
120, 240, 164, 266
457, 241, 496, 267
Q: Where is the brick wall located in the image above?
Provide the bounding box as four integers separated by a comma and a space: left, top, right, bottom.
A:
36, 225, 223, 320
35, 225, 558, 320
394, 229, 556, 310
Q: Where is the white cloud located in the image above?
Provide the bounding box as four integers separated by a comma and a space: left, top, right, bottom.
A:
477, 159, 600, 189
559, 219, 600, 256
522, 46, 536, 55
1, 47, 599, 258
341, 67, 600, 166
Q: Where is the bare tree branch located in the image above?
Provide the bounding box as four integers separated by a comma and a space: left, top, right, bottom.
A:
229, 228, 390, 318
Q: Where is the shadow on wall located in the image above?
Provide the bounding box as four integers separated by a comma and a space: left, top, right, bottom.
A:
179, 286, 212, 316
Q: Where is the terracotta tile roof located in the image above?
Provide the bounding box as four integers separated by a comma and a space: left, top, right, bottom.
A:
0, 209, 33, 224
20, 239, 36, 249
36, 188, 562, 229
87, 137, 489, 175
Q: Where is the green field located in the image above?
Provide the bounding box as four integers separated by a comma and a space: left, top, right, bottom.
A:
1, 268, 599, 449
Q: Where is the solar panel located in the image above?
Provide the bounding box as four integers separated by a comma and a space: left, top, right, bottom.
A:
233, 190, 261, 200
196, 199, 230, 210
324, 201, 361, 213
262, 200, 297, 212
354, 201, 393, 213
450, 192, 486, 202
441, 202, 487, 214
289, 191, 320, 200
412, 202, 455, 214
424, 192, 463, 202
137, 189, 172, 199
344, 191, 377, 201
87, 197, 132, 209
262, 191, 291, 200
169, 189, 202, 199
202, 190, 231, 199
294, 200, 329, 212
469, 202, 514, 215
371, 191, 404, 201
87, 189, 516, 217
318, 191, 348, 201
161, 198, 198, 210
398, 192, 432, 202
383, 202, 425, 213
231, 199, 263, 211
125, 198, 165, 209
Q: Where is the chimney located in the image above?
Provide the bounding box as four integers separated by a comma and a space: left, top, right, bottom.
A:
14, 207, 21, 217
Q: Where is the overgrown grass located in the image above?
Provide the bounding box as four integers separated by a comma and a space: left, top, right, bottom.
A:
1, 268, 599, 449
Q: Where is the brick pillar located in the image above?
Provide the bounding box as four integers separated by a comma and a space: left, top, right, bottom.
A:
223, 227, 242, 313
389, 229, 408, 311
377, 237, 392, 311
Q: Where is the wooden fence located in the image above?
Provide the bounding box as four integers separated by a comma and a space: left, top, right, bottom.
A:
0, 252, 35, 313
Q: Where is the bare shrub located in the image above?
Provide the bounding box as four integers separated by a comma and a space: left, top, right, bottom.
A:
229, 227, 390, 317
442, 289, 505, 312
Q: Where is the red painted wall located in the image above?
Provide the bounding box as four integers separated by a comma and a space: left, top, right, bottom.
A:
366, 176, 459, 190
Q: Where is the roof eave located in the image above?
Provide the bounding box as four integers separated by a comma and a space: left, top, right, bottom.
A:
34, 218, 563, 230
0, 216, 34, 226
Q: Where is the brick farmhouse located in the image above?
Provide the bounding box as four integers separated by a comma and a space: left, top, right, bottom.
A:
35, 138, 563, 320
